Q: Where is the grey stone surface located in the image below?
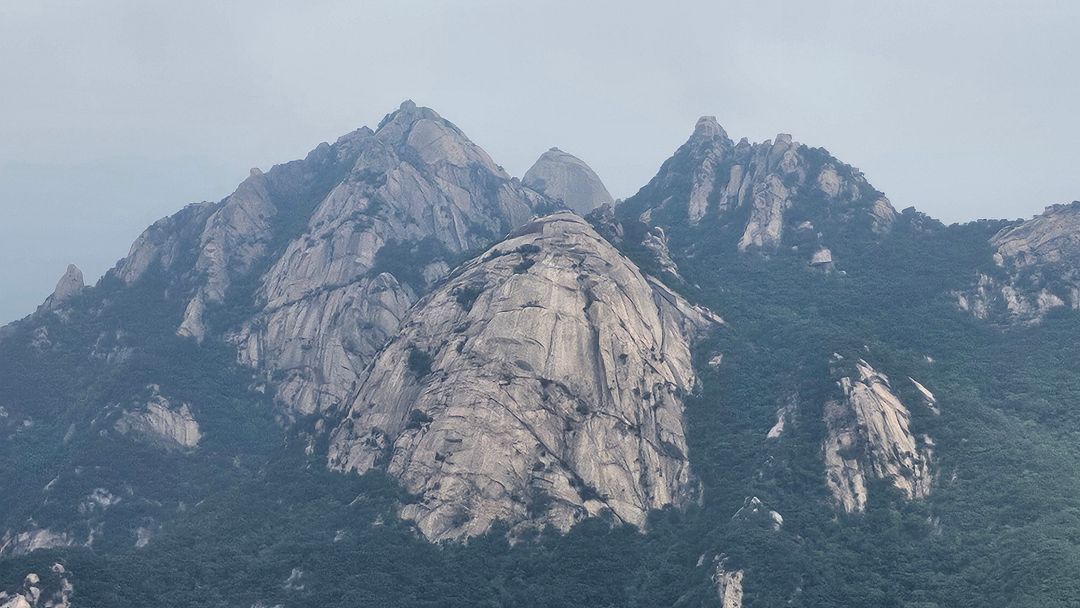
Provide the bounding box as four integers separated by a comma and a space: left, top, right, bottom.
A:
822, 358, 933, 513
523, 147, 613, 215
328, 213, 721, 541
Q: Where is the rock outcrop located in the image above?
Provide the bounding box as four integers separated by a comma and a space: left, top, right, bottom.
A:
113, 385, 201, 450
233, 101, 545, 416
622, 116, 895, 265
523, 147, 613, 216
0, 564, 73, 608
957, 202, 1080, 323
641, 227, 681, 278
0, 529, 77, 558
822, 358, 933, 513
328, 213, 720, 541
731, 496, 783, 531
110, 101, 547, 416
711, 555, 744, 608
40, 265, 84, 310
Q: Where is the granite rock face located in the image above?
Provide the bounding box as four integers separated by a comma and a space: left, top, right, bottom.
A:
113, 385, 201, 450
328, 213, 720, 541
110, 101, 546, 416
822, 358, 933, 513
0, 529, 77, 559
40, 265, 84, 311
624, 116, 895, 265
957, 202, 1080, 323
233, 101, 545, 416
711, 555, 744, 608
523, 147, 613, 216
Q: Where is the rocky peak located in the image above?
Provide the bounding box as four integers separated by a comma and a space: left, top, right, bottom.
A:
692, 116, 731, 142
957, 201, 1080, 323
371, 100, 503, 173
105, 101, 548, 416
41, 264, 84, 310
622, 117, 895, 265
232, 102, 546, 416
327, 212, 720, 541
522, 147, 614, 215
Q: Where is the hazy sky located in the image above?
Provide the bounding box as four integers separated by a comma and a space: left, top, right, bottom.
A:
2, 1, 1078, 322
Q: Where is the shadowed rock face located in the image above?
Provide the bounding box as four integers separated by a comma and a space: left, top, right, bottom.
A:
822, 358, 933, 513
111, 101, 547, 416
233, 101, 546, 416
621, 116, 895, 265
523, 148, 613, 216
328, 213, 721, 541
957, 201, 1080, 323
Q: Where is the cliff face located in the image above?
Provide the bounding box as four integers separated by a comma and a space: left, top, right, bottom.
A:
109, 101, 548, 416
822, 357, 934, 513
328, 213, 721, 541
620, 116, 895, 266
232, 101, 546, 416
957, 202, 1080, 323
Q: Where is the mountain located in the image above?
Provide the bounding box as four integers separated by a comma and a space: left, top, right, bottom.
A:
522, 148, 613, 215
111, 100, 550, 417
328, 213, 720, 540
618, 116, 895, 270
3, 104, 1080, 607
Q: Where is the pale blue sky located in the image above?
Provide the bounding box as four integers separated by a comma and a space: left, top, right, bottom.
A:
2, 0, 1078, 322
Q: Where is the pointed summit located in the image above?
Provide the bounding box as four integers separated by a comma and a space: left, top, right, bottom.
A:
372, 100, 502, 172
621, 117, 895, 261
42, 264, 84, 310
523, 147, 613, 215
693, 115, 729, 141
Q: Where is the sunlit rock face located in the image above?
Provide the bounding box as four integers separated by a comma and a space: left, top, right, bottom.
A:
822, 358, 933, 513
328, 213, 721, 541
523, 147, 613, 216
957, 201, 1080, 323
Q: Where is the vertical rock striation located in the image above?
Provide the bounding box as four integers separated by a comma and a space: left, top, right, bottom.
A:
957, 201, 1080, 323
622, 116, 895, 265
328, 213, 721, 540
233, 101, 545, 416
822, 358, 933, 513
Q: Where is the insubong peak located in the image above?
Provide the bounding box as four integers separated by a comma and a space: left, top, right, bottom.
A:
523, 147, 614, 215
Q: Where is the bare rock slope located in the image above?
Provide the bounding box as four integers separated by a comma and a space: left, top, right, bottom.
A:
329, 213, 721, 541
523, 147, 613, 216
233, 101, 546, 416
958, 201, 1080, 323
112, 101, 547, 416
822, 357, 934, 513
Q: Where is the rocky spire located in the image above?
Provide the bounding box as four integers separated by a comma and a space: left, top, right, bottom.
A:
41, 264, 84, 310
522, 147, 614, 215
623, 115, 895, 260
